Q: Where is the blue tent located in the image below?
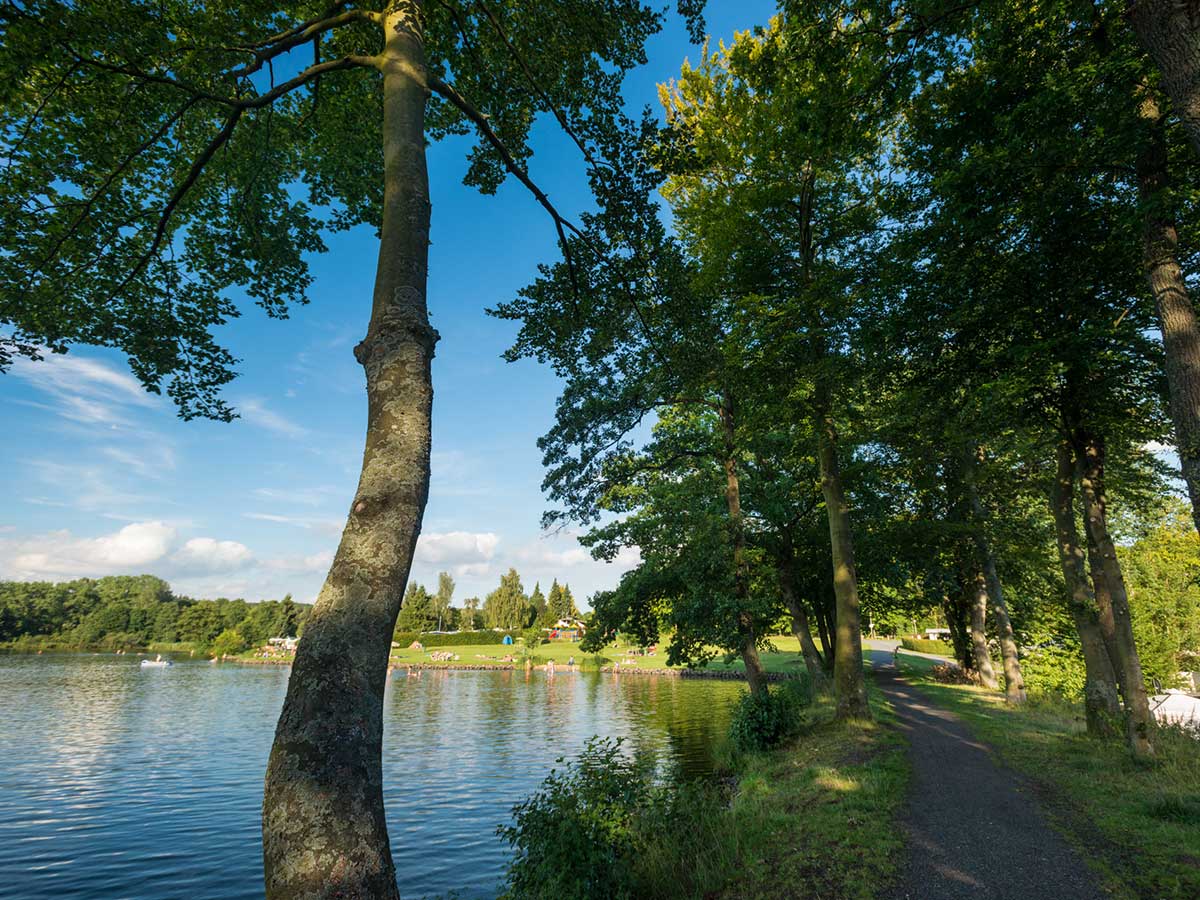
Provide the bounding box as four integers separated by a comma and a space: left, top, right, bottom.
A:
502, 635, 514, 645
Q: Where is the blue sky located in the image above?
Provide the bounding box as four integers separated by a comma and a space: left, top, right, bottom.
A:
0, 2, 777, 607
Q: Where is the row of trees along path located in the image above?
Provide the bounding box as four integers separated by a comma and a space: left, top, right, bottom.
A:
5, 1, 1200, 898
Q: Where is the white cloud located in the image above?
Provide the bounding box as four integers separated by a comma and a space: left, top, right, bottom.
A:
236, 397, 307, 438
10, 353, 155, 426
415, 531, 499, 567
5, 521, 177, 577
172, 537, 253, 572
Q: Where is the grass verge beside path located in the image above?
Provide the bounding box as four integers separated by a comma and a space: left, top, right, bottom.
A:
894, 650, 1200, 899
704, 685, 909, 900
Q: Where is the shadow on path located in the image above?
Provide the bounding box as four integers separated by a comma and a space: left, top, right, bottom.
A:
866, 649, 1106, 899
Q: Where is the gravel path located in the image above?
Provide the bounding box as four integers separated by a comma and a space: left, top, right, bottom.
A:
867, 649, 1108, 899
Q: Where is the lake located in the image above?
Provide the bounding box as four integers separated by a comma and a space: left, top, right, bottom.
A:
0, 652, 744, 899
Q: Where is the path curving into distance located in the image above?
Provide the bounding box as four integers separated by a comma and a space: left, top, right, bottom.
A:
866, 647, 1107, 900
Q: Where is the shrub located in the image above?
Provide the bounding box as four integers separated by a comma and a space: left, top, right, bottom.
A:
498, 737, 730, 900
900, 637, 954, 655
1020, 644, 1087, 700
499, 737, 651, 900
728, 679, 810, 752
393, 630, 517, 648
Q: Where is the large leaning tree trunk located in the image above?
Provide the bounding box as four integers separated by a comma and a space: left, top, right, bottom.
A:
719, 394, 770, 698
1136, 83, 1200, 534
262, 7, 436, 898
967, 567, 1000, 690
815, 384, 869, 719
1075, 429, 1156, 759
1128, 0, 1200, 160
962, 450, 1026, 702
1050, 439, 1121, 737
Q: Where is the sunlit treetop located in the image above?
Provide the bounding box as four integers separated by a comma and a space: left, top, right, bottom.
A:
0, 0, 703, 418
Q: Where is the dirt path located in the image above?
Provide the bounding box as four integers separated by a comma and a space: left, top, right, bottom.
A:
867, 649, 1108, 899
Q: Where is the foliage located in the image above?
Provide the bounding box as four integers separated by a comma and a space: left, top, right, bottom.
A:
0, 576, 310, 650
396, 583, 437, 634
728, 678, 810, 752
1019, 645, 1088, 700
211, 628, 249, 659
485, 568, 528, 631
498, 737, 656, 900
899, 638, 954, 656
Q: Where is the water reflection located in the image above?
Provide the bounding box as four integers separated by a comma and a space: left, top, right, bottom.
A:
0, 654, 741, 900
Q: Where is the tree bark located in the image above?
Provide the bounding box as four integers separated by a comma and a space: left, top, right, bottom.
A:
815, 387, 869, 719
962, 449, 1026, 702
814, 583, 835, 667
777, 552, 828, 688
1075, 429, 1155, 759
719, 393, 769, 698
1128, 0, 1200, 160
1050, 439, 1121, 737
1135, 83, 1200, 534
968, 568, 1000, 690
262, 6, 437, 898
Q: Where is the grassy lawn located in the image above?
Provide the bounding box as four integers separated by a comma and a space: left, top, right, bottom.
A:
387, 634, 815, 675
705, 686, 909, 900
894, 650, 1200, 899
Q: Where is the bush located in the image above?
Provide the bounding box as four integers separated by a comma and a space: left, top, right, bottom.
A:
521, 627, 546, 647
393, 630, 517, 648
1020, 644, 1087, 700
900, 637, 954, 655
499, 737, 651, 900
498, 737, 730, 900
728, 679, 810, 752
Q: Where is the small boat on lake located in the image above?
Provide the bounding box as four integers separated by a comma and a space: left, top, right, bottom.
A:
140, 655, 172, 669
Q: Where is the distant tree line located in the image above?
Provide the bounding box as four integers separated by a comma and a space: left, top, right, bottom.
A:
0, 575, 311, 652
394, 569, 581, 637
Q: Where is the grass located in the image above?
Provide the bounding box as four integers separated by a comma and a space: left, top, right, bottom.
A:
387, 634, 816, 675
706, 686, 910, 900
894, 650, 1200, 899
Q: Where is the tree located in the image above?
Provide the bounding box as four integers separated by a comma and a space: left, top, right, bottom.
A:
1128, 0, 1200, 160
462, 596, 481, 631
527, 582, 547, 627
212, 627, 248, 659
433, 571, 454, 632
0, 2, 703, 894
484, 568, 527, 630
396, 582, 435, 634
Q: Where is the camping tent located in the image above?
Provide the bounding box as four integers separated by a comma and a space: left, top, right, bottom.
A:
502, 635, 514, 645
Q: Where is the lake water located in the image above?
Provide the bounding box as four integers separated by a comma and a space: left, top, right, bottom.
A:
0, 653, 743, 899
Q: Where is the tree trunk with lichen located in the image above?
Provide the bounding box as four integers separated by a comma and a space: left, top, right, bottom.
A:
1129, 0, 1200, 160
261, 6, 436, 898
1136, 84, 1200, 534
1050, 438, 1121, 737
815, 384, 869, 719
1075, 429, 1155, 759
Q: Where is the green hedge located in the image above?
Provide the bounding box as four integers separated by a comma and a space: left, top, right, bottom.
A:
393, 630, 518, 648
900, 637, 954, 656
